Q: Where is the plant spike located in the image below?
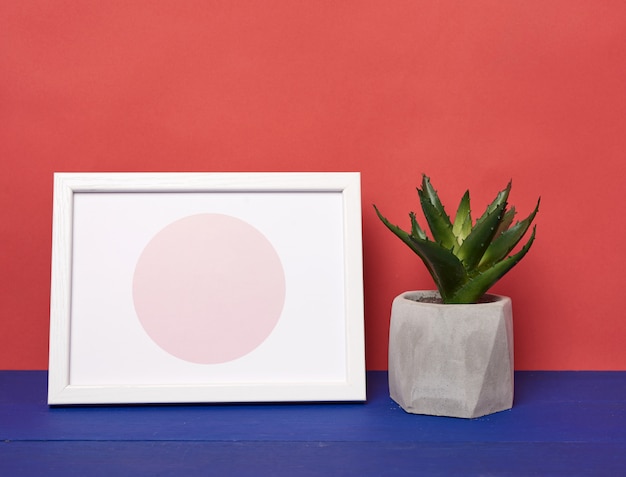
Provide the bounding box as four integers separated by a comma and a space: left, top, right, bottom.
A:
374, 176, 539, 304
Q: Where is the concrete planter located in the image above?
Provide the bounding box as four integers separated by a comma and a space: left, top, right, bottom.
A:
388, 291, 514, 418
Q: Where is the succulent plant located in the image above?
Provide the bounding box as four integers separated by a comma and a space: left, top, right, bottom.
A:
374, 175, 540, 304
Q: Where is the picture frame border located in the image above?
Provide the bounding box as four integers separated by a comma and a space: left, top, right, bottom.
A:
47, 172, 365, 405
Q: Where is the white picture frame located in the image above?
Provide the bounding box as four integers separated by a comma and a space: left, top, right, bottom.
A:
48, 172, 365, 405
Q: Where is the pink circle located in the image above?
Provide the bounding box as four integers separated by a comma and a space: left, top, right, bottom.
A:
132, 213, 286, 364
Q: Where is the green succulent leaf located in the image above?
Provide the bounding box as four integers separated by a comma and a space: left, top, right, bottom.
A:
418, 175, 456, 250
452, 190, 472, 249
478, 198, 540, 271
475, 181, 511, 226
409, 211, 427, 240
495, 206, 516, 236
445, 226, 536, 303
374, 205, 468, 301
456, 199, 508, 272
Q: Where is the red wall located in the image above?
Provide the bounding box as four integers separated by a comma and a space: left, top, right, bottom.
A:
2, 1, 626, 370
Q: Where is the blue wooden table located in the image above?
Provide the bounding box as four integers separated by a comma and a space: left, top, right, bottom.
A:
1, 371, 625, 476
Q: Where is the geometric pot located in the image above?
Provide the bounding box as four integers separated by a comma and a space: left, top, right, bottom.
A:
388, 291, 514, 418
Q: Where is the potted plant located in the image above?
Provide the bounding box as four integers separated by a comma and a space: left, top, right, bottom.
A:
374, 174, 540, 418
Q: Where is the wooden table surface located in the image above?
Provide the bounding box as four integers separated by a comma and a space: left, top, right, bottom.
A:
1, 371, 625, 476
